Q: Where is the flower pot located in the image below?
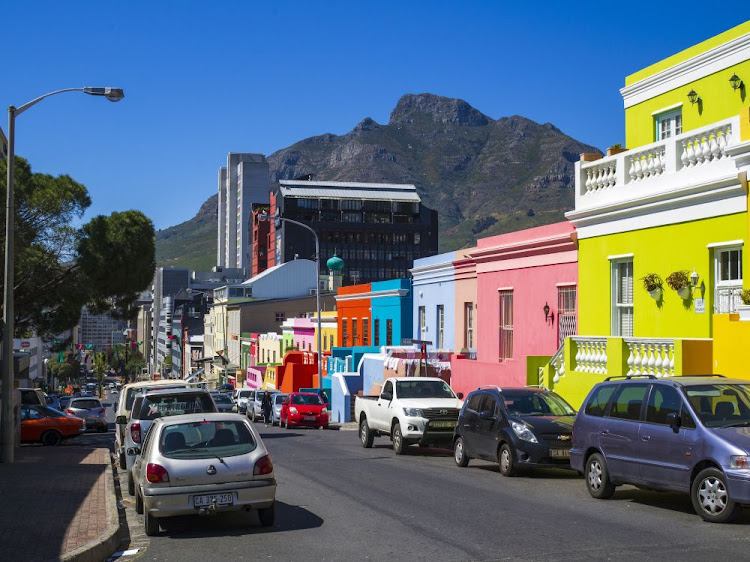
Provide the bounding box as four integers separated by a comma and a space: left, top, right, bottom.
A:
677, 287, 691, 300
649, 288, 662, 301
738, 305, 750, 321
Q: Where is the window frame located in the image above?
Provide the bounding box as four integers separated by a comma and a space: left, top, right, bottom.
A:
654, 107, 682, 141
611, 258, 634, 337
386, 319, 393, 346
464, 302, 474, 350
498, 289, 514, 361
436, 305, 444, 349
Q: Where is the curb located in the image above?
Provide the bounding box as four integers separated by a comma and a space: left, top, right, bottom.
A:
62, 451, 126, 562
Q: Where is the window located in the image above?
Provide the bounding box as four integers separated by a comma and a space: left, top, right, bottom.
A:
499, 290, 514, 361
645, 385, 694, 427
464, 303, 474, 350
479, 394, 498, 415
272, 350, 276, 363
363, 318, 369, 345
467, 393, 483, 412
608, 384, 649, 421
342, 319, 348, 347
275, 313, 285, 323
374, 319, 380, 346
352, 318, 358, 346
612, 260, 633, 337
655, 108, 682, 141
436, 305, 444, 349
557, 285, 577, 347
382, 380, 393, 397
386, 319, 393, 346
418, 306, 426, 340
715, 246, 743, 313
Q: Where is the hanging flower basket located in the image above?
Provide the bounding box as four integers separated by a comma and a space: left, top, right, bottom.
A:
666, 270, 691, 300
649, 288, 663, 301
740, 290, 750, 321
641, 273, 663, 301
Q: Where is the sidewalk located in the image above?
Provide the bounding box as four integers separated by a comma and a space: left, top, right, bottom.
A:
0, 447, 122, 561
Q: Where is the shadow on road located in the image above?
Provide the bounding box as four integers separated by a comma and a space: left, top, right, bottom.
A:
258, 432, 305, 439
159, 501, 324, 538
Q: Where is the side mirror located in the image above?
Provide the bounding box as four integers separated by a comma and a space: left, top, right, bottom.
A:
457, 392, 464, 400
115, 415, 127, 425
666, 412, 682, 432
126, 447, 141, 456
479, 410, 495, 420
380, 392, 393, 401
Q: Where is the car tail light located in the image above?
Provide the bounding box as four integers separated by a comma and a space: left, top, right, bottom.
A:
146, 463, 170, 483
98, 408, 106, 415
65, 409, 75, 415
131, 422, 142, 444
253, 454, 273, 476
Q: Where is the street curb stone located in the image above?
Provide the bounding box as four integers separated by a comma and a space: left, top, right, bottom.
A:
62, 451, 125, 562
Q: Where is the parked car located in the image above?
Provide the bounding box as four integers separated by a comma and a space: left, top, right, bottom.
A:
121, 388, 217, 497
234, 389, 255, 415
298, 387, 330, 407
19, 388, 45, 405
271, 394, 288, 426
210, 391, 237, 413
280, 392, 329, 429
356, 377, 464, 454
65, 397, 108, 432
130, 413, 277, 536
250, 390, 281, 422
571, 374, 750, 523
21, 405, 85, 445
453, 386, 576, 475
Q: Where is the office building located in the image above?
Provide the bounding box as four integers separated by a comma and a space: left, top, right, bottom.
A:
77, 307, 127, 351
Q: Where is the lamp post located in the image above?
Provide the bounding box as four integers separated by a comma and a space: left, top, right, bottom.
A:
185, 288, 211, 380
2, 87, 124, 464
258, 211, 322, 385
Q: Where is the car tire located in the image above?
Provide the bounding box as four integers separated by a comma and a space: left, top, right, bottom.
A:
42, 430, 62, 447
144, 508, 159, 536
258, 501, 275, 527
498, 443, 517, 477
392, 422, 406, 455
135, 490, 144, 515
360, 418, 374, 448
119, 451, 126, 470
454, 437, 469, 467
128, 471, 135, 497
691, 467, 742, 523
585, 452, 616, 499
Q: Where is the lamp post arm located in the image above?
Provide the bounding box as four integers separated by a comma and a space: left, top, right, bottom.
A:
15, 88, 86, 117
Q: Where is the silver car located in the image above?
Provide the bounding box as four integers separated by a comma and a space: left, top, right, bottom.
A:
130, 413, 277, 536
271, 394, 288, 426
210, 392, 237, 413
251, 390, 281, 422
66, 397, 108, 432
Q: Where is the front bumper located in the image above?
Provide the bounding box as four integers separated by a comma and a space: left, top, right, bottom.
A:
143, 478, 276, 518
725, 469, 750, 505
513, 440, 573, 469
288, 414, 328, 427
401, 416, 456, 445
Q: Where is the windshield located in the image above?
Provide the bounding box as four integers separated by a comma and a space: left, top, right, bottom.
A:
684, 384, 750, 428
160, 420, 256, 459
274, 395, 287, 405
291, 394, 324, 406
71, 399, 101, 410
211, 394, 232, 404
396, 380, 456, 400
139, 394, 216, 421
503, 391, 576, 416
239, 391, 252, 398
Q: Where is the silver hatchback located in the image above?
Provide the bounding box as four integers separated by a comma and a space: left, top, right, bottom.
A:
130, 413, 277, 536
66, 397, 108, 432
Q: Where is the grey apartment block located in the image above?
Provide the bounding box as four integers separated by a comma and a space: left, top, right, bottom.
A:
77, 307, 126, 351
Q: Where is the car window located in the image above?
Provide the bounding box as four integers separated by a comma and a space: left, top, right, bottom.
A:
139, 393, 216, 421
71, 399, 101, 410
382, 381, 393, 396
466, 393, 483, 412
38, 406, 65, 418
131, 396, 144, 419
479, 395, 497, 415
645, 385, 683, 425
211, 394, 232, 404
608, 384, 648, 421
141, 424, 155, 454
160, 420, 257, 459
291, 394, 324, 406
395, 380, 456, 399
25, 408, 45, 420
684, 384, 750, 428
502, 391, 576, 416
584, 385, 616, 417
239, 391, 252, 398
274, 395, 287, 405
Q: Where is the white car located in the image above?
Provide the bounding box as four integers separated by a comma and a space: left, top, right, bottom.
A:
131, 413, 276, 536
271, 394, 288, 426
234, 389, 255, 415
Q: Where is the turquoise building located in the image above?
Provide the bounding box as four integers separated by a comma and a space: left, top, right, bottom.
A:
370, 279, 413, 347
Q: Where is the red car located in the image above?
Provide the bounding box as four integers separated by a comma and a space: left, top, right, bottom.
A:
280, 392, 329, 429
21, 405, 86, 445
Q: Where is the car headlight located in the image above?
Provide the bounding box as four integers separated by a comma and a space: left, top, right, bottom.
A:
403, 407, 423, 417
290, 407, 298, 415
730, 455, 750, 469
510, 421, 538, 443
321, 408, 328, 415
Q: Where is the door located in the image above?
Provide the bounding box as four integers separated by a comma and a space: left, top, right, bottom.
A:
459, 393, 483, 456
637, 385, 696, 491
373, 380, 395, 432
598, 384, 648, 482
475, 394, 502, 460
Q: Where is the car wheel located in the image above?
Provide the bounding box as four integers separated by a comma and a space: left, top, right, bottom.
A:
691, 467, 742, 523
135, 490, 144, 514
144, 508, 159, 536
498, 443, 517, 477
585, 453, 616, 499
128, 471, 135, 497
258, 501, 275, 527
392, 422, 406, 455
42, 430, 62, 446
285, 417, 291, 429
454, 437, 469, 467
119, 451, 126, 470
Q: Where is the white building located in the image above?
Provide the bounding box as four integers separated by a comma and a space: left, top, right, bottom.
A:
13, 337, 43, 386
77, 307, 126, 352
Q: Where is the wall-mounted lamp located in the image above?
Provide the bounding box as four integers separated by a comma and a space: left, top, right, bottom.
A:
690, 269, 699, 288
687, 89, 701, 105
729, 73, 743, 91
543, 302, 553, 324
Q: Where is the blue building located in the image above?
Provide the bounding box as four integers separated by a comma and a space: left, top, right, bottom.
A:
410, 251, 457, 351
370, 279, 413, 347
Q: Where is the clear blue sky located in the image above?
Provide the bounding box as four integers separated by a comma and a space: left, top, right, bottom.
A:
3, 2, 747, 230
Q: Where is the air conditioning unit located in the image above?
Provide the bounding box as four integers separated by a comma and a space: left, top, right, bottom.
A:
309, 289, 317, 296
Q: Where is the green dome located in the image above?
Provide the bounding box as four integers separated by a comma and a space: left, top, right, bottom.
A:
326, 253, 345, 272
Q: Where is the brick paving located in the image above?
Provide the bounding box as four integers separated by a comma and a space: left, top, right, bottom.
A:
0, 447, 112, 561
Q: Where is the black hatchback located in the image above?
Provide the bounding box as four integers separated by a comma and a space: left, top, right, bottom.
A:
453, 386, 577, 476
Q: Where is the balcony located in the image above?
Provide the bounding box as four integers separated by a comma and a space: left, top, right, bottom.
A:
572, 116, 748, 214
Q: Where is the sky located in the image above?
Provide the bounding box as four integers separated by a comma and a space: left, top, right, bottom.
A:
3, 1, 748, 231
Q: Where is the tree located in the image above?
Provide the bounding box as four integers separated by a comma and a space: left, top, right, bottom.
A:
93, 352, 107, 397
0, 156, 156, 337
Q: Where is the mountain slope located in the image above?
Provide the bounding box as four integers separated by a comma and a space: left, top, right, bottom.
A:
156, 93, 600, 269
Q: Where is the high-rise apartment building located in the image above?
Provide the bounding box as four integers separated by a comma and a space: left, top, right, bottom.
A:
217, 153, 270, 270
77, 307, 127, 351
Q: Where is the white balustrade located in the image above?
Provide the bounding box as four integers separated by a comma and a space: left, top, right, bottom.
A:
680, 123, 732, 169
582, 159, 618, 194
625, 339, 675, 377
572, 337, 607, 374
550, 344, 565, 384
628, 146, 666, 182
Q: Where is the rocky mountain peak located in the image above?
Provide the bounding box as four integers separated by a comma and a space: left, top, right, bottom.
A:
389, 93, 491, 127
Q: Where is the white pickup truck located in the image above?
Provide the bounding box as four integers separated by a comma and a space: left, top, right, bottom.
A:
355, 377, 464, 454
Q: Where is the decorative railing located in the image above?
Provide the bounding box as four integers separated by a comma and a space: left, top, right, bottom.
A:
625, 338, 675, 377
628, 146, 666, 181
680, 123, 733, 168
583, 158, 618, 193
548, 344, 565, 384
715, 285, 743, 314
572, 337, 607, 374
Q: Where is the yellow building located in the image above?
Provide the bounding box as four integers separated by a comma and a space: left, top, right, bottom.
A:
545, 22, 750, 406
312, 311, 338, 352
258, 332, 284, 366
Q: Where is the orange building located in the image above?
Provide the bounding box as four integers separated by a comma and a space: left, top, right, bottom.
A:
335, 283, 372, 347
277, 351, 319, 393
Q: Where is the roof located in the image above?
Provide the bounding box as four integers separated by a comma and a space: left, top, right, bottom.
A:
278, 180, 421, 203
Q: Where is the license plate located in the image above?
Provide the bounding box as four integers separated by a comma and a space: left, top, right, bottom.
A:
430, 421, 455, 428
194, 493, 233, 507
550, 449, 570, 458
304, 416, 317, 421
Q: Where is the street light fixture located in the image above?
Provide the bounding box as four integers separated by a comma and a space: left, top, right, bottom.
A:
2, 86, 124, 464
258, 210, 323, 385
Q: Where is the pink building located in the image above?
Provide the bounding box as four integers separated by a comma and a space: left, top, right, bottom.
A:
451, 222, 578, 396
291, 317, 315, 352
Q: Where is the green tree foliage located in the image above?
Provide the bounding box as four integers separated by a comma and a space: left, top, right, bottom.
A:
0, 156, 156, 336
93, 352, 107, 394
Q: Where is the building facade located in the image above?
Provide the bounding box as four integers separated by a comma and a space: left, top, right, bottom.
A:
77, 307, 126, 352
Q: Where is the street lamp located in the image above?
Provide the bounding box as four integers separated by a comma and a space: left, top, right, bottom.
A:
258, 210, 323, 385
2, 86, 124, 464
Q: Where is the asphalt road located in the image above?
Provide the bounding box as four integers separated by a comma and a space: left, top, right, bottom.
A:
123, 421, 750, 562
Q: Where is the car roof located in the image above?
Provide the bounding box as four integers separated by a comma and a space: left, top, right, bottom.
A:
389, 377, 445, 383
153, 412, 250, 427
142, 388, 209, 397
595, 375, 750, 387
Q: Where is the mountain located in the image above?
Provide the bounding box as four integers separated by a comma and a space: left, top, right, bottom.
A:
156, 93, 600, 269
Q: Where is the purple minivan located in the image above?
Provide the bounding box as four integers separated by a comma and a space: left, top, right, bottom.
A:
570, 375, 750, 523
